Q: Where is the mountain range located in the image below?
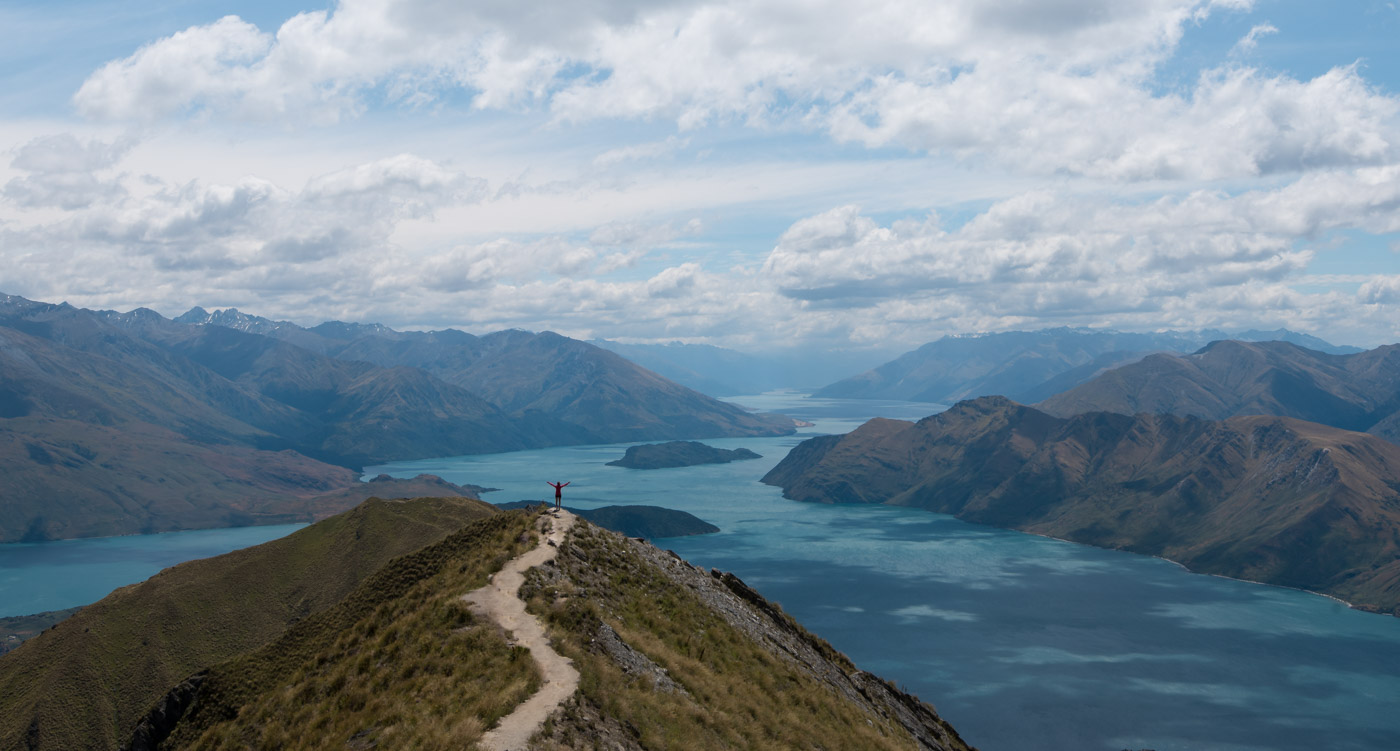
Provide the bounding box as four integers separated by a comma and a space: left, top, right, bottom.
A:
170, 306, 793, 445
813, 327, 1360, 405
1037, 339, 1400, 444
0, 293, 792, 541
763, 396, 1400, 615
591, 339, 895, 396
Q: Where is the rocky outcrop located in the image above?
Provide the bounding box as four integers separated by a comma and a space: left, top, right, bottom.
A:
122, 674, 206, 751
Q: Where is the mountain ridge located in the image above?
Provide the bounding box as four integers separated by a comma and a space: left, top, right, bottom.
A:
0, 292, 792, 542
1036, 339, 1400, 444
763, 396, 1400, 615
814, 327, 1362, 405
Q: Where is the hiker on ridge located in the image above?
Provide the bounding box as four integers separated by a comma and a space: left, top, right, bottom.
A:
547, 481, 570, 510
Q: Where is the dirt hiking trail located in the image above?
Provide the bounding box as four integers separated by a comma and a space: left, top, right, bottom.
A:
464, 509, 579, 751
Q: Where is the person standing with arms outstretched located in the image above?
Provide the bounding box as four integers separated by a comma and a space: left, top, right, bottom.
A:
547, 481, 570, 510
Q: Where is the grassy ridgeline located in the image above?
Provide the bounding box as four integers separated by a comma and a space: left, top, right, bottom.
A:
163, 510, 541, 749
166, 513, 970, 751
528, 523, 973, 751
5, 503, 972, 750
0, 496, 499, 751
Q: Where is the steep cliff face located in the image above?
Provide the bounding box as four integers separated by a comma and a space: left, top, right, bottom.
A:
764, 397, 1400, 615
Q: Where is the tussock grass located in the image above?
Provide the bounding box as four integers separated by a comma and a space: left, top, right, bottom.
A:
166, 509, 541, 750
0, 496, 498, 751
529, 523, 926, 750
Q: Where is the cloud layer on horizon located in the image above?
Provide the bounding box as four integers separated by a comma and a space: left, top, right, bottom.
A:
4, 0, 1400, 350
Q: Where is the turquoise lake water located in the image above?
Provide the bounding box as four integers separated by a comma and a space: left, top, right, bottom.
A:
0, 523, 306, 617
367, 393, 1400, 751
4, 392, 1399, 749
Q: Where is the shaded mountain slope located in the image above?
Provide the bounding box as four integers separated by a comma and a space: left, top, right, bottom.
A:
1037, 340, 1400, 443
332, 329, 794, 442
764, 396, 1400, 614
0, 300, 306, 447
1, 292, 791, 540
108, 309, 531, 465
174, 304, 795, 444
0, 497, 502, 751
816, 327, 1358, 404
0, 418, 356, 541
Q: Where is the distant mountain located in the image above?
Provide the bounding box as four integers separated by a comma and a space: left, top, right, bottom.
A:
0, 499, 970, 751
814, 327, 1361, 404
0, 293, 792, 541
763, 396, 1400, 615
495, 501, 721, 537
590, 340, 892, 395
1036, 340, 1400, 444
605, 440, 762, 469
330, 329, 793, 443
0, 298, 361, 541
106, 308, 535, 465
174, 306, 794, 442
590, 340, 767, 395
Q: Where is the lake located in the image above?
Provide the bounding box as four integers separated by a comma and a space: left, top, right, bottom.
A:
4, 392, 1398, 750
367, 392, 1400, 751
0, 524, 305, 617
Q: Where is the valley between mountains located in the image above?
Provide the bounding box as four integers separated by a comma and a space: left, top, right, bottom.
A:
6, 303, 1400, 749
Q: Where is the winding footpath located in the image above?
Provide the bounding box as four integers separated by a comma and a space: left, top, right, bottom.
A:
463, 509, 579, 751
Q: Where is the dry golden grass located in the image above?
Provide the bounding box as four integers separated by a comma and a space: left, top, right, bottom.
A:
528, 523, 924, 751
167, 510, 542, 750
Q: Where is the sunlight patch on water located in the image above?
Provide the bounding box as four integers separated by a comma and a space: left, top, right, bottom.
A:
992, 646, 1209, 665
889, 604, 979, 622
1127, 678, 1263, 707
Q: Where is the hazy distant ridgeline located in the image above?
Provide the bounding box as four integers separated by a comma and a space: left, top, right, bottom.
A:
590, 339, 890, 396
0, 293, 791, 541
815, 327, 1360, 405
1037, 339, 1400, 445
765, 396, 1400, 615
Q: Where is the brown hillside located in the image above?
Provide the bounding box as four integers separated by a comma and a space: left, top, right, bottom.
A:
765, 396, 1400, 614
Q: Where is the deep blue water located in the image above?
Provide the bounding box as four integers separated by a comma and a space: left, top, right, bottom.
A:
4, 392, 1398, 749
367, 392, 1400, 751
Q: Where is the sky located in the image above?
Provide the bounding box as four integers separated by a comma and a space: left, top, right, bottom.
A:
2, 0, 1400, 353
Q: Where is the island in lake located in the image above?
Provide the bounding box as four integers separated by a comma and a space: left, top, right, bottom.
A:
496, 501, 720, 538
607, 440, 762, 469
